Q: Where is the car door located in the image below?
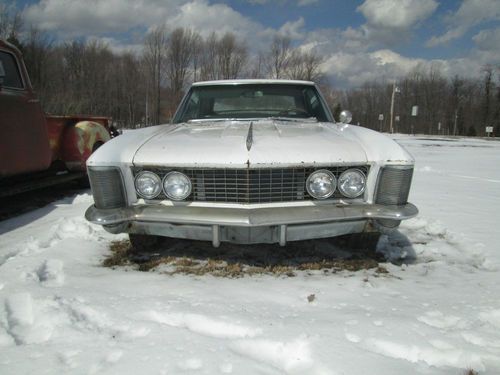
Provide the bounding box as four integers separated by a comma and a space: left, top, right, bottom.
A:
0, 47, 51, 177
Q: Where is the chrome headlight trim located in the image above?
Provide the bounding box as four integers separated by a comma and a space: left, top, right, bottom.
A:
134, 170, 162, 199
338, 168, 367, 198
306, 169, 336, 199
162, 171, 192, 201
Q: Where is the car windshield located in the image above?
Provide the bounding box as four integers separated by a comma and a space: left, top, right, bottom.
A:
173, 84, 332, 123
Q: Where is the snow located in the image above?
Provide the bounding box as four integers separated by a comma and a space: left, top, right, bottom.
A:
1, 135, 500, 374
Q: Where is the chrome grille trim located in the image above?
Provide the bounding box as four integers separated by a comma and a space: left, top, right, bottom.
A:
133, 166, 369, 204
88, 167, 126, 209
375, 166, 413, 205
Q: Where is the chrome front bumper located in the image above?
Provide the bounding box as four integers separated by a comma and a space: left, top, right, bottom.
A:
86, 203, 418, 247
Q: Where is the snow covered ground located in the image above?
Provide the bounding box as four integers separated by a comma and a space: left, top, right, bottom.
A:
1, 135, 500, 375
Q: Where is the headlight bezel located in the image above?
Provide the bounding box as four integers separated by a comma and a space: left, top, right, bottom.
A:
134, 170, 162, 199
337, 168, 367, 198
306, 169, 337, 200
162, 171, 192, 201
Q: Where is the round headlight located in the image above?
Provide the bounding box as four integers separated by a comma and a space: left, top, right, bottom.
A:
135, 171, 162, 199
338, 169, 366, 198
306, 170, 336, 199
163, 171, 192, 201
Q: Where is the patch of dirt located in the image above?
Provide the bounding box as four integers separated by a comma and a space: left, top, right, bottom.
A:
103, 236, 388, 278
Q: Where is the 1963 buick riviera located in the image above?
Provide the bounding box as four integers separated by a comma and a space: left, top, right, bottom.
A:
85, 80, 418, 250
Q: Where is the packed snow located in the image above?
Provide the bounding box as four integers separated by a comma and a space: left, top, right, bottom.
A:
1, 135, 500, 374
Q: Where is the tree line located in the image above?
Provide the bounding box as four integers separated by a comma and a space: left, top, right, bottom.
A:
1, 4, 499, 136
341, 65, 500, 137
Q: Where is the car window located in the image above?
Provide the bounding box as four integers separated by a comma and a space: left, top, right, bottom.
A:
304, 88, 328, 122
174, 84, 331, 123
0, 51, 23, 89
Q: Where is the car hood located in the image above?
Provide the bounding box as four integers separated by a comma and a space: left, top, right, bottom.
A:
132, 119, 368, 168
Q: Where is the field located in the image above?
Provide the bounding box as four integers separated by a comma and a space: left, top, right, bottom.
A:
1, 135, 499, 374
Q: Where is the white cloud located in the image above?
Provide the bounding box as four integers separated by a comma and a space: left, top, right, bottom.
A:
22, 0, 275, 50
348, 0, 438, 47
278, 17, 306, 40
426, 0, 500, 47
245, 0, 317, 5
473, 27, 500, 51
297, 0, 319, 6
357, 0, 438, 29
321, 49, 425, 87
88, 36, 144, 55
23, 0, 182, 35
319, 45, 499, 88
169, 1, 263, 39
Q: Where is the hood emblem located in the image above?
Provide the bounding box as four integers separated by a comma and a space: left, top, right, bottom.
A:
246, 122, 253, 151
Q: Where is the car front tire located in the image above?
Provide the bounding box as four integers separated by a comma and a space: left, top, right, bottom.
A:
128, 234, 165, 252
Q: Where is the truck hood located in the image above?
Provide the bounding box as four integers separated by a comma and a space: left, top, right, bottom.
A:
132, 119, 368, 168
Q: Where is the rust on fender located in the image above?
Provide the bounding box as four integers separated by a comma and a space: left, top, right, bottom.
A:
62, 121, 111, 171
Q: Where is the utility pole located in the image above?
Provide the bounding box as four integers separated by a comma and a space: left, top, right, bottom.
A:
389, 82, 400, 134
453, 109, 458, 136
145, 87, 149, 128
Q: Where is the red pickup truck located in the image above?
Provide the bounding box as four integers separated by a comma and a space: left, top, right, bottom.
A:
0, 40, 111, 197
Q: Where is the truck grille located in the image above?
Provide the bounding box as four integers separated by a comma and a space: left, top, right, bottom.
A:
88, 167, 126, 209
375, 166, 413, 205
134, 166, 369, 203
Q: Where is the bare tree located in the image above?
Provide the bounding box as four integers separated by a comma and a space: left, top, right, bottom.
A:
191, 33, 203, 83
248, 52, 265, 78
0, 3, 22, 42
266, 35, 292, 79
301, 51, 324, 81
22, 28, 53, 100
144, 26, 167, 125
199, 32, 219, 81
217, 32, 247, 79
166, 28, 198, 104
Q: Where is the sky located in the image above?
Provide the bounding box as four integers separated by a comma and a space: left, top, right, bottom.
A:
9, 0, 500, 87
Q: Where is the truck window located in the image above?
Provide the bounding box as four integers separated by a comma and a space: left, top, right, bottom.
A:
0, 51, 23, 89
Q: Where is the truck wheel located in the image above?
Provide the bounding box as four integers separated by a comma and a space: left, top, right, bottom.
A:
78, 141, 104, 188
129, 234, 165, 253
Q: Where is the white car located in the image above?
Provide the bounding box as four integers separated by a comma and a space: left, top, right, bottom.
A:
85, 80, 418, 250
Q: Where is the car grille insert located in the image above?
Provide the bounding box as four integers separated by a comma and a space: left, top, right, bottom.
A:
88, 167, 126, 209
134, 166, 369, 203
375, 166, 413, 205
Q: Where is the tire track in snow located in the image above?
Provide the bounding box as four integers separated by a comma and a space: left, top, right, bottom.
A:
143, 310, 262, 339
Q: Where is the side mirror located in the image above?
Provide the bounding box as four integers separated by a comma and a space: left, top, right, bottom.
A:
339, 110, 353, 124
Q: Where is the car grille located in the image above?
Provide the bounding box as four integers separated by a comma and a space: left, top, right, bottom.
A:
133, 166, 369, 203
375, 166, 413, 205
88, 167, 126, 209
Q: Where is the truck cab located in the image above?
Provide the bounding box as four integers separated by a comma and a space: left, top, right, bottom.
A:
0, 40, 52, 176
0, 39, 111, 196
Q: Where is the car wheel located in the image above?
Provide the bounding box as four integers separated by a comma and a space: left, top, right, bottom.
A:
128, 234, 165, 253
336, 232, 381, 252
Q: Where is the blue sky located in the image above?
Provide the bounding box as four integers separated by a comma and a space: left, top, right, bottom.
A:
9, 0, 500, 87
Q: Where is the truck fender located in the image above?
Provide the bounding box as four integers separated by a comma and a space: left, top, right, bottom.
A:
61, 121, 111, 171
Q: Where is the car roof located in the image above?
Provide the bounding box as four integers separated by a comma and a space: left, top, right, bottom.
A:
192, 79, 315, 87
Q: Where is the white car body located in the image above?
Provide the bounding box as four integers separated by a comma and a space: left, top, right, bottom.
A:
86, 80, 417, 247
